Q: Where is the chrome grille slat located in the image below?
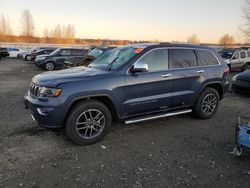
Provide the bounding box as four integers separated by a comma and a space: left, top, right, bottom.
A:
29, 83, 41, 98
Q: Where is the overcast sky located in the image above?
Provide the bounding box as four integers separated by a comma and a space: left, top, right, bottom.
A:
0, 0, 246, 43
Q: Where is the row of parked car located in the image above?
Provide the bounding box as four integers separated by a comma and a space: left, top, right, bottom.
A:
0, 46, 116, 71
16, 46, 115, 71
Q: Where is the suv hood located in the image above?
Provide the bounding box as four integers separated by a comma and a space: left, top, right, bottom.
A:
32, 67, 108, 87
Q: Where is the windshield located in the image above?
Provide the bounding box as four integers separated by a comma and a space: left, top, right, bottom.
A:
49, 48, 60, 56
88, 48, 104, 58
89, 46, 142, 71
219, 51, 234, 59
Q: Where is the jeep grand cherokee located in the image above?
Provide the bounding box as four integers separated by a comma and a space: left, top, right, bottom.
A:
24, 43, 229, 145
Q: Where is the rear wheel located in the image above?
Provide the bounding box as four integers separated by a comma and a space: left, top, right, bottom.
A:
45, 62, 55, 71
242, 63, 250, 72
25, 55, 32, 61
233, 146, 243, 157
193, 88, 220, 119
65, 100, 112, 145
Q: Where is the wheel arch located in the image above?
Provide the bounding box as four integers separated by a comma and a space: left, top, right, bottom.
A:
64, 94, 120, 126
200, 82, 224, 100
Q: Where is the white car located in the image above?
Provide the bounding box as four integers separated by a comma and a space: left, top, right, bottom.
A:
7, 48, 26, 58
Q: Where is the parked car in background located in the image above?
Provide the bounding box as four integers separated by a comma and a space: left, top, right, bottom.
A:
232, 70, 250, 94
35, 48, 89, 70
63, 47, 115, 69
219, 49, 250, 71
31, 48, 57, 61
0, 48, 9, 57
25, 43, 229, 145
22, 47, 54, 61
7, 48, 26, 58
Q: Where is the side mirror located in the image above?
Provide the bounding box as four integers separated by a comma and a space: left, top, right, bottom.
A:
131, 62, 149, 73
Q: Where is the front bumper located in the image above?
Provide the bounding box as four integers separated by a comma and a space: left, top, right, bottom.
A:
34, 59, 45, 67
232, 81, 250, 94
24, 95, 65, 128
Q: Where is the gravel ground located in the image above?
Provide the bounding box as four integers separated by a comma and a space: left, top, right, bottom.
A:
0, 58, 250, 188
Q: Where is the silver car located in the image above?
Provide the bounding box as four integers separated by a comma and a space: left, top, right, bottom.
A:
220, 49, 250, 71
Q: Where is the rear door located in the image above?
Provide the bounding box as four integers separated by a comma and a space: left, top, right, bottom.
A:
125, 48, 173, 116
170, 48, 206, 107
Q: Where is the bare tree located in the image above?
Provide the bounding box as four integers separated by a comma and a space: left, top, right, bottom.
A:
0, 15, 12, 41
219, 34, 235, 48
241, 0, 250, 41
43, 24, 75, 44
187, 34, 200, 44
53, 24, 62, 38
20, 9, 34, 42
66, 24, 75, 43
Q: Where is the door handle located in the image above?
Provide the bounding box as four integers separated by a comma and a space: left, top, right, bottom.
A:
162, 73, 172, 78
197, 70, 205, 73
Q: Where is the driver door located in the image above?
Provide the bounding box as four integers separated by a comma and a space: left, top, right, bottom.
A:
230, 52, 240, 69
124, 49, 173, 116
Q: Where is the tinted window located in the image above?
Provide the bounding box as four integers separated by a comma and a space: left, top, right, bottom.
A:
240, 52, 246, 59
171, 49, 197, 68
219, 51, 234, 59
139, 49, 168, 72
232, 52, 239, 59
72, 49, 85, 56
247, 51, 250, 57
60, 49, 71, 56
197, 50, 219, 66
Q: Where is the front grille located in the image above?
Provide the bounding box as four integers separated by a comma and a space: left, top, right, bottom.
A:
237, 79, 250, 86
29, 83, 41, 98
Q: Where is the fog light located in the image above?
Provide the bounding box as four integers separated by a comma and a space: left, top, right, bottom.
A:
37, 108, 49, 116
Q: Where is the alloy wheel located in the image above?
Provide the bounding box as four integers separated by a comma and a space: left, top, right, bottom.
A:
201, 94, 217, 115
75, 109, 105, 139
46, 62, 54, 71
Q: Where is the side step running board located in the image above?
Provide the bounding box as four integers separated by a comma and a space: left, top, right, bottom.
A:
125, 109, 192, 124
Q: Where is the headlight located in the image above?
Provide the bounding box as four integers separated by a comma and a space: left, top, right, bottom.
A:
39, 87, 62, 97
37, 57, 46, 60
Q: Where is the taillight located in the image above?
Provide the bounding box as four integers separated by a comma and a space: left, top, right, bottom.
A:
225, 66, 230, 77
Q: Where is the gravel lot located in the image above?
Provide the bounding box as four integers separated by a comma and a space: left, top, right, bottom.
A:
0, 58, 250, 188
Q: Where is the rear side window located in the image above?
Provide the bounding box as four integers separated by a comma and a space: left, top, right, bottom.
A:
139, 49, 169, 72
247, 51, 250, 57
72, 49, 85, 56
171, 49, 197, 69
60, 49, 71, 56
197, 50, 219, 66
240, 51, 246, 59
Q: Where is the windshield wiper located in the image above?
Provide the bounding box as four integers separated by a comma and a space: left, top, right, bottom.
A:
106, 57, 119, 71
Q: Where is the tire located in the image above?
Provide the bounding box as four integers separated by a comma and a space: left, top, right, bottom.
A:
242, 63, 249, 72
193, 87, 220, 119
65, 100, 112, 145
25, 55, 32, 61
45, 62, 55, 71
233, 146, 243, 157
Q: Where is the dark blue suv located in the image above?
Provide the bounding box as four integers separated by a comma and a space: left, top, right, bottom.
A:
24, 43, 229, 145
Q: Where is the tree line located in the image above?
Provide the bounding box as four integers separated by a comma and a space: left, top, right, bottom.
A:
1, 0, 250, 47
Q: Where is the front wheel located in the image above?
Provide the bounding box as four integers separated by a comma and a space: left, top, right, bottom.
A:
65, 100, 112, 145
45, 62, 55, 71
193, 88, 220, 119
